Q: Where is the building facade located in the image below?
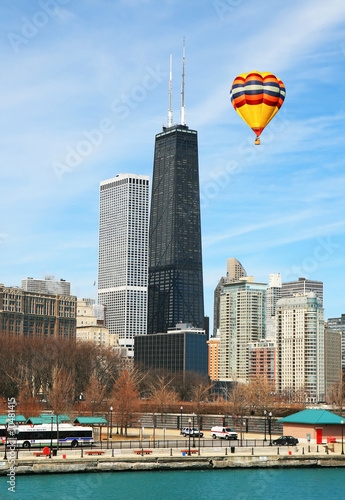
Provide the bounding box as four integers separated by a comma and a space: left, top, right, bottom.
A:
0, 284, 76, 339
218, 277, 266, 383
281, 277, 323, 305
248, 340, 275, 382
213, 276, 227, 336
147, 124, 204, 334
76, 298, 118, 349
275, 292, 325, 402
327, 314, 345, 372
226, 258, 246, 282
97, 173, 149, 357
207, 336, 220, 381
324, 327, 342, 397
266, 273, 282, 341
134, 325, 208, 376
21, 276, 71, 295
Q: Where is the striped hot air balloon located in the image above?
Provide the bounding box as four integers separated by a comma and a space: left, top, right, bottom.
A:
230, 72, 286, 145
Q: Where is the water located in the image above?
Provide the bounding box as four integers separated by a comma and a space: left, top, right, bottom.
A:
1, 468, 344, 500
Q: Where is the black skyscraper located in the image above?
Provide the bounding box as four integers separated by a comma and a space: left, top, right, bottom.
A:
147, 124, 204, 334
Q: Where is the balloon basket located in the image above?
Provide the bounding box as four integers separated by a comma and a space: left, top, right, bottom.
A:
255, 138, 260, 145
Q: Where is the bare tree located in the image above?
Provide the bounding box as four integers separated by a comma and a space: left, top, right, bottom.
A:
110, 370, 141, 436
83, 375, 107, 416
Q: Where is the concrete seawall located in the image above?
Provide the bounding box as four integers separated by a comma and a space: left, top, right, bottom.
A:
1, 454, 345, 475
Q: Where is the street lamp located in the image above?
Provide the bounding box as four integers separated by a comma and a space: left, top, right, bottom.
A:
192, 413, 196, 447
4, 418, 9, 460
180, 406, 183, 431
269, 412, 272, 446
109, 406, 113, 439
263, 410, 267, 442
50, 412, 54, 458
188, 418, 192, 456
341, 419, 344, 455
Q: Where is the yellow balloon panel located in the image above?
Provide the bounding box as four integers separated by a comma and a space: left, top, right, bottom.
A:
230, 71, 285, 138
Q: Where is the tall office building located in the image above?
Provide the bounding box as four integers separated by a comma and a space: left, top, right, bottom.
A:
327, 314, 345, 372
21, 276, 71, 295
213, 276, 227, 336
276, 292, 325, 402
282, 277, 323, 305
147, 46, 204, 334
97, 173, 149, 357
324, 328, 342, 397
218, 277, 266, 382
226, 258, 246, 282
266, 273, 282, 341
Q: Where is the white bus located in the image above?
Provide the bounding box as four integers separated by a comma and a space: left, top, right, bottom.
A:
1, 423, 94, 449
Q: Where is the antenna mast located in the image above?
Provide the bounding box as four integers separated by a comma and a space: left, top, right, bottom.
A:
168, 54, 173, 127
181, 37, 186, 125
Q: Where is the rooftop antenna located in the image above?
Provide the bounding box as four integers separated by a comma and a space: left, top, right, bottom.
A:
168, 54, 173, 127
180, 37, 186, 125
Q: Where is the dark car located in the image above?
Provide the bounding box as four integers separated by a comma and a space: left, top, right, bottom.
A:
273, 436, 299, 446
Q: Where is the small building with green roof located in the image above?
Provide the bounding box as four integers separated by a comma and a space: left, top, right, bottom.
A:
279, 409, 345, 444
0, 415, 26, 425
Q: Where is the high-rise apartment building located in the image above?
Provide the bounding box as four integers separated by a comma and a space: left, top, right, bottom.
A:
21, 276, 71, 295
282, 277, 323, 305
324, 328, 342, 397
97, 173, 149, 357
213, 258, 246, 336
276, 292, 325, 402
213, 277, 227, 336
226, 258, 246, 282
207, 336, 220, 381
147, 123, 204, 334
218, 277, 266, 382
327, 314, 345, 372
266, 273, 282, 341
248, 339, 275, 382
0, 283, 76, 339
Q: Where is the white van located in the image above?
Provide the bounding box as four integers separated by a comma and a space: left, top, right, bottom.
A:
211, 426, 238, 440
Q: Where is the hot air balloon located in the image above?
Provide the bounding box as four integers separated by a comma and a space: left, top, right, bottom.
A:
230, 72, 285, 145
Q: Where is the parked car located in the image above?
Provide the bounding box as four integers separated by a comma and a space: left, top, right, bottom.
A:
273, 436, 299, 446
211, 426, 238, 440
181, 427, 204, 437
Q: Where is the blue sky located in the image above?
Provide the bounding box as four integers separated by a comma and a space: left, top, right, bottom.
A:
1, 0, 345, 329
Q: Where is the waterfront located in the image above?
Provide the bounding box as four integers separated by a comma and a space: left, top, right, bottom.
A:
1, 468, 344, 500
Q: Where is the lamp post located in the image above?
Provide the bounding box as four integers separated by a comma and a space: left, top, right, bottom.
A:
4, 418, 9, 460
109, 406, 113, 439
263, 410, 267, 442
50, 412, 54, 458
180, 406, 183, 431
192, 413, 196, 447
341, 420, 344, 455
188, 418, 192, 456
268, 412, 272, 446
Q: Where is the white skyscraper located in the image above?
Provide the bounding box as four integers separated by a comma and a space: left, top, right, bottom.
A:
266, 273, 282, 341
97, 173, 149, 357
219, 277, 266, 383
276, 292, 325, 402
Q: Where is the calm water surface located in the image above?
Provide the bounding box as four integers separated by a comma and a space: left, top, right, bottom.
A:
1, 468, 344, 500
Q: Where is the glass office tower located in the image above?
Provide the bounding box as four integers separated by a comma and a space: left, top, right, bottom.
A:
147, 124, 204, 334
